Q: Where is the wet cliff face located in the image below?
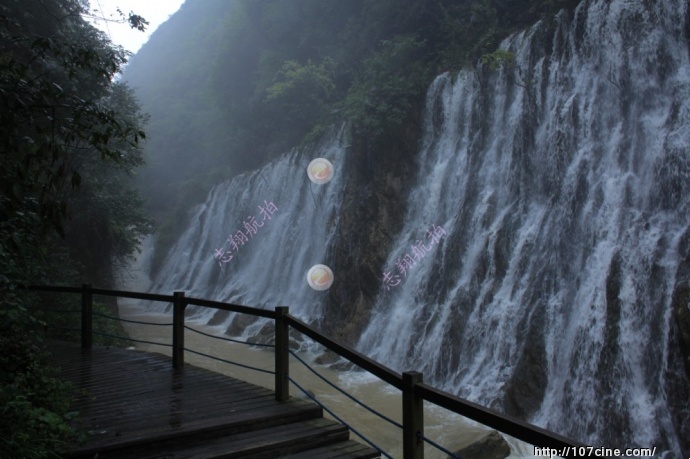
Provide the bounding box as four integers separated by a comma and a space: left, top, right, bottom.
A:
145, 116, 423, 347
147, 126, 353, 337
667, 229, 690, 454
356, 0, 690, 454
148, 0, 689, 454
323, 111, 425, 345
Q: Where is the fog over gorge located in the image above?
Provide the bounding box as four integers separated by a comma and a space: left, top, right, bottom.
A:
3, 0, 687, 457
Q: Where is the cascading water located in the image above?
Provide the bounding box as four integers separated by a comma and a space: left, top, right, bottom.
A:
358, 0, 689, 455
149, 125, 348, 337
146, 0, 690, 454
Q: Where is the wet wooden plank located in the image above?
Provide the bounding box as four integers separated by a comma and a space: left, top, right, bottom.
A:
47, 341, 323, 458
296, 440, 383, 459
131, 418, 349, 459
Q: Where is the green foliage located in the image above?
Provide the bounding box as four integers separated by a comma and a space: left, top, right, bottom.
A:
0, 293, 79, 458
0, 0, 152, 456
434, 0, 501, 70
63, 83, 153, 287
31, 298, 132, 347
343, 34, 431, 144
0, 0, 146, 238
264, 57, 337, 148
118, 8, 150, 32
480, 49, 517, 71
266, 58, 336, 104
1, 0, 152, 285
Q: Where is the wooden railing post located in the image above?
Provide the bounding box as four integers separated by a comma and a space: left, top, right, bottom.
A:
275, 306, 290, 401
81, 284, 93, 349
172, 291, 186, 369
403, 371, 424, 459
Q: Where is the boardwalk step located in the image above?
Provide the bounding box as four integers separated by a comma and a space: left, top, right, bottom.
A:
125, 418, 351, 458
286, 439, 382, 459
76, 417, 381, 459
50, 342, 380, 459
66, 398, 325, 458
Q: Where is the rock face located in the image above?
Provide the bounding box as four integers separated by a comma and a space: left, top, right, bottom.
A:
321, 114, 423, 346
449, 430, 511, 459
672, 228, 690, 375
674, 284, 690, 372
145, 0, 690, 454
665, 226, 690, 454
356, 0, 690, 454
503, 307, 548, 420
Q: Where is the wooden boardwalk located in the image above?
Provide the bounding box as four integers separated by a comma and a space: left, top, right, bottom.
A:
48, 341, 380, 459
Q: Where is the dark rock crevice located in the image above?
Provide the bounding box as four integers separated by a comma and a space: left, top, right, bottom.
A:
503, 304, 548, 420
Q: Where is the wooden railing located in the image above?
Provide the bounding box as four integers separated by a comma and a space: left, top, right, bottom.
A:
28, 284, 584, 458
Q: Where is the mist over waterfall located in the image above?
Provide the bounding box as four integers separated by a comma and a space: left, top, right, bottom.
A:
146, 0, 690, 454
149, 126, 348, 336
359, 0, 690, 454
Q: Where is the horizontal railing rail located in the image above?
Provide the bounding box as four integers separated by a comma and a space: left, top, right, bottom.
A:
186, 296, 277, 319
25, 284, 585, 458
285, 314, 404, 390
415, 383, 578, 449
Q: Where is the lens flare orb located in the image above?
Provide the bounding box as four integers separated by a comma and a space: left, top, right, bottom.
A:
307, 158, 334, 185
306, 264, 334, 291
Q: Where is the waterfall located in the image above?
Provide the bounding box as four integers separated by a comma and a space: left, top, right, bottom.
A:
146, 0, 690, 454
359, 0, 689, 454
149, 125, 348, 337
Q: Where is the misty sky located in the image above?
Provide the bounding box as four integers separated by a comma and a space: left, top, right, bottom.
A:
86, 0, 185, 53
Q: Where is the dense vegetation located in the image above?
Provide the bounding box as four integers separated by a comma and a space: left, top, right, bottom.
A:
1, 0, 151, 456
125, 0, 580, 273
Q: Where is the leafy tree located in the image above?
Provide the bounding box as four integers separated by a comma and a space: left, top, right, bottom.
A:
62, 82, 153, 288
266, 58, 336, 106
0, 298, 79, 458
0, 0, 151, 456
480, 49, 516, 70
343, 34, 431, 145
0, 0, 145, 239
265, 57, 337, 146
